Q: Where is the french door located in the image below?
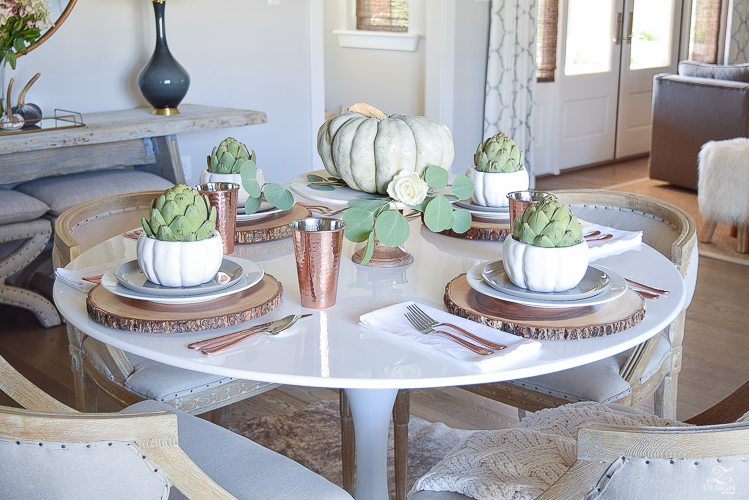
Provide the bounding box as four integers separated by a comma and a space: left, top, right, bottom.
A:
556, 0, 684, 170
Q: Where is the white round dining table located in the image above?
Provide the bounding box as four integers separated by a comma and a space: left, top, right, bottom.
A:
53, 216, 685, 500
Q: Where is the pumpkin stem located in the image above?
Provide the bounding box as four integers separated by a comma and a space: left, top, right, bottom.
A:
17, 73, 41, 106
348, 102, 387, 120
5, 78, 14, 118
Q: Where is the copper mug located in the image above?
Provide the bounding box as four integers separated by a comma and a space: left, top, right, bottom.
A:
507, 191, 555, 227
290, 218, 346, 309
198, 182, 239, 255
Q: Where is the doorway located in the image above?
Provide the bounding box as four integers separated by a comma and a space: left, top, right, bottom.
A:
555, 0, 684, 170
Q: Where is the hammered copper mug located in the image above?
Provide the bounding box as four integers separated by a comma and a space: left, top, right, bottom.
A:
198, 182, 239, 255
290, 218, 346, 309
507, 190, 555, 227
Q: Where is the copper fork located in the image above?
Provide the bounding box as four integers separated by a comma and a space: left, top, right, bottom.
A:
405, 312, 493, 355
407, 304, 506, 350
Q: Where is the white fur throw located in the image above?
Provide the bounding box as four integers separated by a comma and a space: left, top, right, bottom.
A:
697, 138, 749, 224
408, 402, 689, 500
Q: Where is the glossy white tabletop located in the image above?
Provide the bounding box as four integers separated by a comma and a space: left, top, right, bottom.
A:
53, 218, 686, 390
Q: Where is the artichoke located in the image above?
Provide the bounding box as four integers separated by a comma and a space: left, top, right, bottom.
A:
474, 132, 524, 173
207, 137, 256, 174
141, 184, 217, 242
512, 195, 583, 248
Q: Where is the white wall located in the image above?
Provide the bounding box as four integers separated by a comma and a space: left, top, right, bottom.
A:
9, 0, 320, 184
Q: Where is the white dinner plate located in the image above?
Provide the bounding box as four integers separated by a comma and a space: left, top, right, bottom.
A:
481, 261, 610, 301
236, 201, 284, 221
466, 261, 627, 309
101, 257, 264, 304
454, 200, 510, 214
115, 259, 244, 296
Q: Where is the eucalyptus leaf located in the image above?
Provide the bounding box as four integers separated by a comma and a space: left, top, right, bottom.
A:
349, 199, 389, 212
240, 161, 262, 198
342, 208, 375, 243
374, 211, 410, 247
444, 194, 458, 202
359, 232, 376, 265
450, 209, 472, 234
424, 165, 449, 189
423, 194, 454, 233
307, 183, 336, 191
406, 196, 432, 213
307, 174, 325, 182
450, 176, 475, 200
360, 193, 390, 201
263, 184, 295, 211
243, 195, 262, 215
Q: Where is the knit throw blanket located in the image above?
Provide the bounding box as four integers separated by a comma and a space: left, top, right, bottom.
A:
409, 402, 690, 500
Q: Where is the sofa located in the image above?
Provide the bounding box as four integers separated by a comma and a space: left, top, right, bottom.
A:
649, 60, 749, 190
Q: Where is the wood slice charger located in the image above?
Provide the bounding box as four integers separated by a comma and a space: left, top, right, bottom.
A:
86, 274, 283, 334
439, 216, 511, 241
444, 274, 645, 341
235, 203, 310, 244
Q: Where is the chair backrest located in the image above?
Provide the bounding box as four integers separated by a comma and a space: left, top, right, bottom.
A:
0, 354, 237, 500
53, 190, 163, 269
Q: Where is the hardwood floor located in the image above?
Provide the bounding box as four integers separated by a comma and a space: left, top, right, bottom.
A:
1, 156, 745, 427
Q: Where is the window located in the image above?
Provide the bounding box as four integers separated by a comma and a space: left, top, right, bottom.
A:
688, 0, 722, 63
536, 0, 559, 82
356, 0, 409, 33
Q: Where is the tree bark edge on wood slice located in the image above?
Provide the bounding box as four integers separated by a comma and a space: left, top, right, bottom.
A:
86, 274, 283, 334
443, 273, 645, 341
235, 204, 310, 244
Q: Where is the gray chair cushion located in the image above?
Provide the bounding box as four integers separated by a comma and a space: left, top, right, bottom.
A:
0, 188, 50, 224
124, 400, 354, 500
678, 60, 749, 82
0, 438, 170, 500
14, 169, 173, 216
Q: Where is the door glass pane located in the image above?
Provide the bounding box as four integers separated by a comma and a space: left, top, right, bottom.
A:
630, 0, 674, 69
564, 0, 614, 76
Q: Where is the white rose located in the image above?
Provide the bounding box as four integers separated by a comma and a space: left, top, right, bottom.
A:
386, 170, 429, 206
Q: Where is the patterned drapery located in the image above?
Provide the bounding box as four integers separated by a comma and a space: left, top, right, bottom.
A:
729, 0, 749, 63
484, 0, 538, 182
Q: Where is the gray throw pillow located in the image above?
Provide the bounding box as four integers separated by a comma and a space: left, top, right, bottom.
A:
678, 60, 749, 82
0, 188, 51, 224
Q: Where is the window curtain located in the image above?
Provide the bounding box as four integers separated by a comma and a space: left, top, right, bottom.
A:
484, 0, 538, 182
356, 0, 408, 32
688, 0, 723, 63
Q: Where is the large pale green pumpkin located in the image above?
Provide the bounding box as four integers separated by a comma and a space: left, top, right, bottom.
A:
317, 103, 455, 194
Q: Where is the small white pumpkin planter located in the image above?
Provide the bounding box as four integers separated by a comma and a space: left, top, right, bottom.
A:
466, 165, 530, 207
137, 232, 223, 287
199, 169, 264, 208
502, 236, 589, 292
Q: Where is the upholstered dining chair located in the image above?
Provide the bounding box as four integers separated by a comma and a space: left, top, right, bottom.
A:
409, 379, 749, 500
0, 353, 353, 500
53, 191, 279, 425
372, 189, 698, 500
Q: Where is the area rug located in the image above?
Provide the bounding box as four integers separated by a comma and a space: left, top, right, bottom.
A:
604, 177, 749, 266
228, 399, 473, 499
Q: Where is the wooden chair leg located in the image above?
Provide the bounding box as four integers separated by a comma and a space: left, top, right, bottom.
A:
393, 389, 411, 500
209, 406, 230, 427
75, 369, 99, 413
654, 372, 678, 420
738, 226, 749, 254
730, 224, 738, 238
698, 220, 717, 243
339, 389, 355, 496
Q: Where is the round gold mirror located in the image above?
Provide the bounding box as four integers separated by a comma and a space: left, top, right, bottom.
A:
20, 0, 78, 58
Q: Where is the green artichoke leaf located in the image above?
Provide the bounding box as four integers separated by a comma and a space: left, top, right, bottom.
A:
568, 215, 582, 241
539, 219, 564, 244
558, 231, 576, 247
450, 175, 474, 200
532, 235, 555, 247
149, 208, 167, 233
141, 217, 155, 238
423, 194, 454, 233
208, 206, 217, 224
154, 194, 166, 213
183, 204, 205, 231
550, 207, 570, 225
160, 200, 182, 225
156, 225, 177, 241
342, 208, 375, 243
195, 221, 215, 241
168, 215, 192, 241
374, 210, 410, 247
513, 216, 523, 239
519, 224, 537, 244
196, 194, 210, 219
173, 193, 192, 214
527, 210, 549, 235
424, 165, 448, 189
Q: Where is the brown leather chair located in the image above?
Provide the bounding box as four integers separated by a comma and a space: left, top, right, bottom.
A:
649, 61, 749, 190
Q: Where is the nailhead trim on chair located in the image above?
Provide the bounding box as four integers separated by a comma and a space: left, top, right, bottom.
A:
71, 205, 152, 233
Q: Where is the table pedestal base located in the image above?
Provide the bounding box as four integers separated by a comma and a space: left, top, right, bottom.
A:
344, 388, 398, 500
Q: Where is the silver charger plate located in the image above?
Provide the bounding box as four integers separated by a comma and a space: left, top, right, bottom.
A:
454, 200, 510, 220
481, 261, 610, 301
102, 257, 264, 305
116, 258, 245, 296
237, 201, 284, 221
466, 262, 627, 309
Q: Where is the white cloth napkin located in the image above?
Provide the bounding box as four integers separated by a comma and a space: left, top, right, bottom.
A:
359, 301, 541, 373
584, 223, 643, 261
55, 259, 130, 292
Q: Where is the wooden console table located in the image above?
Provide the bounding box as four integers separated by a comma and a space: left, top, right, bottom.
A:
0, 104, 267, 185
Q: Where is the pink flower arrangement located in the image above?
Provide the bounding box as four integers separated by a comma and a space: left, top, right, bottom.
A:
0, 0, 52, 69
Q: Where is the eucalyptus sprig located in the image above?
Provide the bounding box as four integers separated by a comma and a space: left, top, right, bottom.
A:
239, 161, 295, 214
342, 166, 474, 264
